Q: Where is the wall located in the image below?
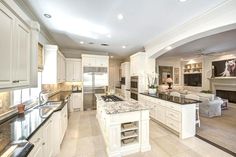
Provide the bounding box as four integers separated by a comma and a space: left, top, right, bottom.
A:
109, 59, 122, 90
155, 50, 236, 92
156, 57, 182, 86
145, 0, 236, 59
61, 49, 108, 58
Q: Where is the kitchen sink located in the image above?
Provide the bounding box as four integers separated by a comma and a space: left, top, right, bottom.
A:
37, 102, 62, 118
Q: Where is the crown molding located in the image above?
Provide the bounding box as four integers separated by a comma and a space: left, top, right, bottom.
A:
13, 0, 57, 44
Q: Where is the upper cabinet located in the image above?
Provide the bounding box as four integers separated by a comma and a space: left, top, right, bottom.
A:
42, 45, 66, 84
0, 3, 34, 89
82, 54, 109, 67
66, 59, 82, 82
130, 52, 146, 76
38, 43, 44, 71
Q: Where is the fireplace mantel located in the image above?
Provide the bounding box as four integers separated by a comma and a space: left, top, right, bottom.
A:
208, 77, 236, 80
208, 77, 236, 93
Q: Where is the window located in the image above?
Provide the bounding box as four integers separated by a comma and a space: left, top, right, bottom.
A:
12, 72, 42, 106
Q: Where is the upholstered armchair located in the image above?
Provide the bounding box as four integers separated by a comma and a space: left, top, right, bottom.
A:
199, 97, 223, 118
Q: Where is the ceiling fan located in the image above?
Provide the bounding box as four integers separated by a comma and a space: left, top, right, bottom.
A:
195, 48, 224, 57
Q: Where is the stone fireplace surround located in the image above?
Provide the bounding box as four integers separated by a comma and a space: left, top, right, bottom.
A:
209, 77, 236, 102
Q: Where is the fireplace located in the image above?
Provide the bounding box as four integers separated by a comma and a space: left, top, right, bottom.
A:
216, 90, 236, 103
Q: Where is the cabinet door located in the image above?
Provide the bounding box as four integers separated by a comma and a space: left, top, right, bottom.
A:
61, 56, 65, 82
57, 54, 61, 82
96, 58, 108, 67
66, 60, 74, 82
73, 61, 81, 81
13, 19, 30, 86
83, 57, 94, 67
72, 93, 82, 109
29, 145, 43, 157
156, 105, 166, 123
43, 119, 53, 157
0, 4, 14, 88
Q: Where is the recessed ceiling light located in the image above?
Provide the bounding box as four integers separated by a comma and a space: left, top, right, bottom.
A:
80, 41, 84, 44
101, 43, 109, 46
122, 45, 126, 49
88, 42, 94, 45
117, 14, 124, 20
179, 0, 187, 2
44, 14, 52, 18
110, 56, 114, 58
166, 46, 172, 50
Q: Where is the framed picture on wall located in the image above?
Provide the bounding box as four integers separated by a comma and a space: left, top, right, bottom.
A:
159, 66, 173, 84
174, 68, 179, 85
212, 58, 236, 77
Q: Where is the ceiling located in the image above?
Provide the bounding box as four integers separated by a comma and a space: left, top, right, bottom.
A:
23, 0, 227, 58
160, 29, 236, 59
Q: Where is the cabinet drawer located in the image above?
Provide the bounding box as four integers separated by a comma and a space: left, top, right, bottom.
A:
166, 118, 180, 132
29, 128, 43, 145
166, 109, 181, 121
165, 102, 181, 111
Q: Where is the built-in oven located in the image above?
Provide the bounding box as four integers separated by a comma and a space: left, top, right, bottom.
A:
130, 76, 138, 100
130, 90, 138, 100
121, 77, 125, 85
131, 76, 138, 89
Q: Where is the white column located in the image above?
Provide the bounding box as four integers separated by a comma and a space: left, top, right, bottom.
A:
140, 110, 151, 152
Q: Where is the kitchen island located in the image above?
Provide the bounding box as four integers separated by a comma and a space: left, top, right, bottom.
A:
139, 93, 200, 139
95, 94, 152, 157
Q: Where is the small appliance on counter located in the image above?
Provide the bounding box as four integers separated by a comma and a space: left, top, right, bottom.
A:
72, 85, 79, 92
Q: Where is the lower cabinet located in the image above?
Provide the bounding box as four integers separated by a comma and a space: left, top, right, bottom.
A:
139, 94, 196, 139
28, 104, 68, 157
28, 128, 43, 157
70, 93, 82, 111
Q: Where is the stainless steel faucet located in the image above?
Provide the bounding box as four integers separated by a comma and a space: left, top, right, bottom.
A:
38, 90, 49, 105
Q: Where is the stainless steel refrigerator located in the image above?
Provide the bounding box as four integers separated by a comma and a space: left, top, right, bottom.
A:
83, 67, 108, 110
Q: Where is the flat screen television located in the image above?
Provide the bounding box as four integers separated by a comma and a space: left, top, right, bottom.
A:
184, 73, 202, 87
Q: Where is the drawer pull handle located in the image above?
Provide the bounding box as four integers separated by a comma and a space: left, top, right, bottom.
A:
12, 80, 20, 83
34, 138, 40, 143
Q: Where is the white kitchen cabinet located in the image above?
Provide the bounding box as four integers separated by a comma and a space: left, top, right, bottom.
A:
12, 18, 31, 87
66, 59, 82, 82
121, 62, 130, 90
82, 54, 109, 67
71, 93, 82, 110
43, 117, 53, 157
28, 104, 68, 157
0, 3, 14, 88
139, 94, 196, 139
130, 52, 146, 76
0, 3, 31, 89
42, 45, 66, 84
61, 104, 68, 142
28, 123, 44, 157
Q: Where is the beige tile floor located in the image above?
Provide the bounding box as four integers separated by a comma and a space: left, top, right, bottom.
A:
57, 111, 233, 157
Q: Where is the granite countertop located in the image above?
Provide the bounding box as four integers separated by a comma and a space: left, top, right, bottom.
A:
96, 94, 154, 114
0, 91, 71, 157
140, 92, 201, 105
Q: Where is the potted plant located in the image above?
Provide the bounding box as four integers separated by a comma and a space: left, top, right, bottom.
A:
147, 72, 159, 95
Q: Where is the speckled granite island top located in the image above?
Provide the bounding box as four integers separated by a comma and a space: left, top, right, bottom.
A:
140, 92, 201, 105
96, 94, 154, 114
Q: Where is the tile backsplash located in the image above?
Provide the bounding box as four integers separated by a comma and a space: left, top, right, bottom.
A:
0, 92, 12, 116
0, 82, 82, 118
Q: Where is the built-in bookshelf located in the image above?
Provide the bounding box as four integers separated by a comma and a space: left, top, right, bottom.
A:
184, 62, 202, 74
121, 122, 139, 147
